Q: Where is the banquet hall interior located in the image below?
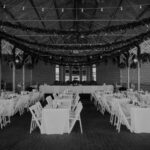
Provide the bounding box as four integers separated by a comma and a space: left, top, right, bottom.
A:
1, 0, 150, 150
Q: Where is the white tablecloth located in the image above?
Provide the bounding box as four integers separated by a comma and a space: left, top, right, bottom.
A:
131, 107, 150, 133
40, 85, 114, 95
41, 106, 69, 134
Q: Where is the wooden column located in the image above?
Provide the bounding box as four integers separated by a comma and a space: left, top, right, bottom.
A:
0, 39, 1, 90
127, 65, 130, 89
12, 62, 15, 92
80, 66, 82, 82
60, 65, 64, 82
137, 45, 141, 91
87, 65, 92, 81
137, 61, 140, 91
22, 64, 25, 91
63, 66, 65, 81
12, 47, 16, 92
30, 69, 32, 85
69, 66, 72, 82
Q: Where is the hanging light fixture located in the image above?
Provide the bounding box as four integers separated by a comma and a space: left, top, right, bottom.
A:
133, 58, 138, 63
120, 6, 123, 11
15, 57, 20, 64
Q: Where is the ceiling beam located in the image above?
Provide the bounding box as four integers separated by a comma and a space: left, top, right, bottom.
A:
136, 5, 150, 20
104, 0, 123, 43
52, 0, 63, 30
29, 0, 55, 44
88, 0, 99, 30
107, 0, 123, 27
114, 1, 150, 42
0, 1, 38, 43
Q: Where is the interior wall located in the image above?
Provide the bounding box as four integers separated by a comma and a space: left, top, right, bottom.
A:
121, 62, 150, 91
32, 61, 55, 85
1, 59, 55, 90
96, 60, 120, 85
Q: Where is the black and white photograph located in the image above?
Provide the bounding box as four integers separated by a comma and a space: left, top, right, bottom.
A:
0, 0, 150, 149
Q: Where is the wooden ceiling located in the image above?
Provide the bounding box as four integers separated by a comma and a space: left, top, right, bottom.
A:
0, 0, 150, 64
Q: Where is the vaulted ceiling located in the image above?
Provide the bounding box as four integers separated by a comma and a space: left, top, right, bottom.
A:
0, 0, 150, 65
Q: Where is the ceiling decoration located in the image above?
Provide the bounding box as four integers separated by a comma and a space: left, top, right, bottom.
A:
0, 0, 150, 65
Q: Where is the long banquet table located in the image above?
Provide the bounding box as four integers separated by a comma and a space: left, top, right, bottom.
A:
39, 84, 114, 95
92, 91, 150, 133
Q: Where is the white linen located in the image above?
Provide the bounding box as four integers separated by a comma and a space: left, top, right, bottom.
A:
131, 107, 150, 133
41, 106, 69, 134
39, 85, 114, 95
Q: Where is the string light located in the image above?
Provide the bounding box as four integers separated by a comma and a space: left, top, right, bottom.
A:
100, 7, 103, 12
61, 8, 64, 13
22, 6, 25, 11
81, 8, 84, 12
42, 8, 45, 12
15, 58, 20, 63
100, 56, 103, 59
3, 4, 6, 9
139, 5, 142, 9
133, 58, 138, 63
120, 6, 123, 11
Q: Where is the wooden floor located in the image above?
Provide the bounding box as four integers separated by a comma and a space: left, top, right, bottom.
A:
0, 94, 150, 150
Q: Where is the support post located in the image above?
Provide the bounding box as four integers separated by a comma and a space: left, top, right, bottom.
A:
0, 39, 1, 90
12, 62, 15, 92
12, 47, 16, 92
127, 66, 130, 89
22, 64, 25, 91
30, 69, 32, 86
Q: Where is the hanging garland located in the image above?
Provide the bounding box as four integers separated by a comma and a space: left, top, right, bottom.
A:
0, 17, 150, 35
0, 29, 150, 52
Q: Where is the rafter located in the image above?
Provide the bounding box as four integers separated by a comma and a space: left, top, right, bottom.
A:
107, 0, 123, 27
136, 5, 150, 20
126, 0, 138, 18
0, 1, 38, 43
29, 0, 55, 44
114, 1, 150, 42
88, 0, 99, 30
52, 0, 63, 30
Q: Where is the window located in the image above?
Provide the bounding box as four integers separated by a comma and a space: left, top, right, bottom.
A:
72, 66, 80, 81
92, 64, 96, 81
65, 66, 70, 81
82, 66, 87, 81
55, 65, 59, 81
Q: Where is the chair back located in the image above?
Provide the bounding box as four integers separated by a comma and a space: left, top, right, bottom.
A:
72, 94, 80, 111
36, 102, 43, 112
115, 100, 132, 132
74, 101, 83, 116
69, 102, 83, 133
29, 104, 42, 130
46, 95, 52, 105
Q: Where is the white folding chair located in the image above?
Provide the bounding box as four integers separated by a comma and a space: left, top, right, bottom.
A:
46, 95, 53, 105
69, 101, 83, 134
36, 102, 43, 112
114, 101, 132, 133
29, 104, 42, 134
71, 94, 80, 111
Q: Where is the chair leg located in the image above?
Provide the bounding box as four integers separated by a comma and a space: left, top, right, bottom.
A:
78, 116, 83, 134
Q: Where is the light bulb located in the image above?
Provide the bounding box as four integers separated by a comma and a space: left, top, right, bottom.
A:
42, 8, 45, 12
